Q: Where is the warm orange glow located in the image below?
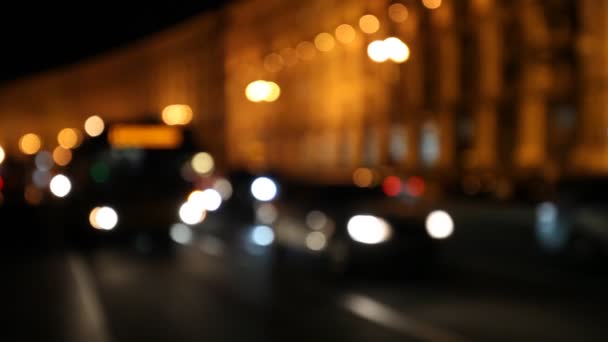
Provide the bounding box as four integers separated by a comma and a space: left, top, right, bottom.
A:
108, 125, 182, 149
367, 38, 410, 63
245, 80, 280, 102
281, 48, 298, 66
263, 53, 284, 73
19, 133, 41, 155
388, 3, 409, 23
246, 80, 271, 102
24, 184, 42, 206
335, 24, 356, 44
57, 128, 81, 149
314, 33, 335, 52
161, 104, 193, 126
367, 40, 389, 63
0, 145, 5, 165
84, 115, 105, 137
296, 41, 316, 60
353, 168, 374, 187
422, 0, 442, 9
359, 14, 380, 34
53, 146, 72, 166
266, 82, 281, 102
384, 37, 410, 63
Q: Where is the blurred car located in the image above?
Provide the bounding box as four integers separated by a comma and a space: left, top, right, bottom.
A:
245, 175, 453, 277
535, 176, 608, 263
50, 120, 213, 251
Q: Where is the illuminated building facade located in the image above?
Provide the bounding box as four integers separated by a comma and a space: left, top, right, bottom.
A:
0, 0, 602, 193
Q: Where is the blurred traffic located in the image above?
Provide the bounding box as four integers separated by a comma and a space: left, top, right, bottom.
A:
1, 0, 607, 341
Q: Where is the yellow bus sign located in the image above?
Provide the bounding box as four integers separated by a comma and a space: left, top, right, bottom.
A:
108, 125, 183, 149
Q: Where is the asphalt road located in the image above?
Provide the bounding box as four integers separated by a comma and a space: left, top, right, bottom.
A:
3, 237, 607, 341
1, 202, 608, 341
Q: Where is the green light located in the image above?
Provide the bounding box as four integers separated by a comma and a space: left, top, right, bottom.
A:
91, 162, 110, 184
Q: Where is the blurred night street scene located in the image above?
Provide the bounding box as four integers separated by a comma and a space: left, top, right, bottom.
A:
1, 0, 608, 341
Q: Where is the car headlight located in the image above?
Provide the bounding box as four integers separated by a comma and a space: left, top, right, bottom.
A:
89, 206, 118, 230
347, 215, 392, 244
425, 210, 454, 239
250, 177, 278, 202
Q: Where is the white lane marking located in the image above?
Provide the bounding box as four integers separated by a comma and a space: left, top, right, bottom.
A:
341, 293, 464, 342
68, 254, 114, 342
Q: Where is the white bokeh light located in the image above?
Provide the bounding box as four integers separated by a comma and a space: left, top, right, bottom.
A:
179, 201, 206, 225
251, 225, 275, 246
90, 206, 118, 230
250, 177, 278, 202
49, 174, 72, 198
347, 215, 392, 244
425, 210, 454, 239
170, 223, 193, 245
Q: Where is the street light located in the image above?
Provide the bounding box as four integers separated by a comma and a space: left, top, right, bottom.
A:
245, 80, 281, 103
367, 37, 410, 64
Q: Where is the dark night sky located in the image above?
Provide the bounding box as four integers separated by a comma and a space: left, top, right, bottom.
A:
0, 1, 226, 83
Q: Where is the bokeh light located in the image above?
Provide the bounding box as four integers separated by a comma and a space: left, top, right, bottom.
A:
281, 48, 298, 66
19, 133, 41, 155
425, 210, 454, 239
264, 53, 284, 73
57, 128, 81, 149
179, 201, 206, 225
188, 189, 222, 212
314, 32, 336, 52
347, 215, 392, 244
306, 210, 328, 230
84, 115, 105, 137
90, 206, 119, 230
265, 81, 281, 102
35, 151, 54, 171
382, 176, 402, 197
256, 203, 278, 224
384, 37, 410, 63
24, 185, 43, 206
367, 40, 390, 63
359, 14, 380, 34
423, 0, 442, 9
389, 3, 409, 22
353, 168, 374, 187
245, 80, 271, 102
33, 170, 52, 189
191, 152, 214, 175
162, 104, 193, 126
406, 176, 426, 197
170, 223, 193, 245
251, 225, 274, 246
53, 146, 72, 166
212, 178, 233, 200
296, 41, 317, 60
251, 177, 278, 202
49, 174, 71, 198
306, 231, 327, 251
335, 24, 356, 44
0, 145, 5, 164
